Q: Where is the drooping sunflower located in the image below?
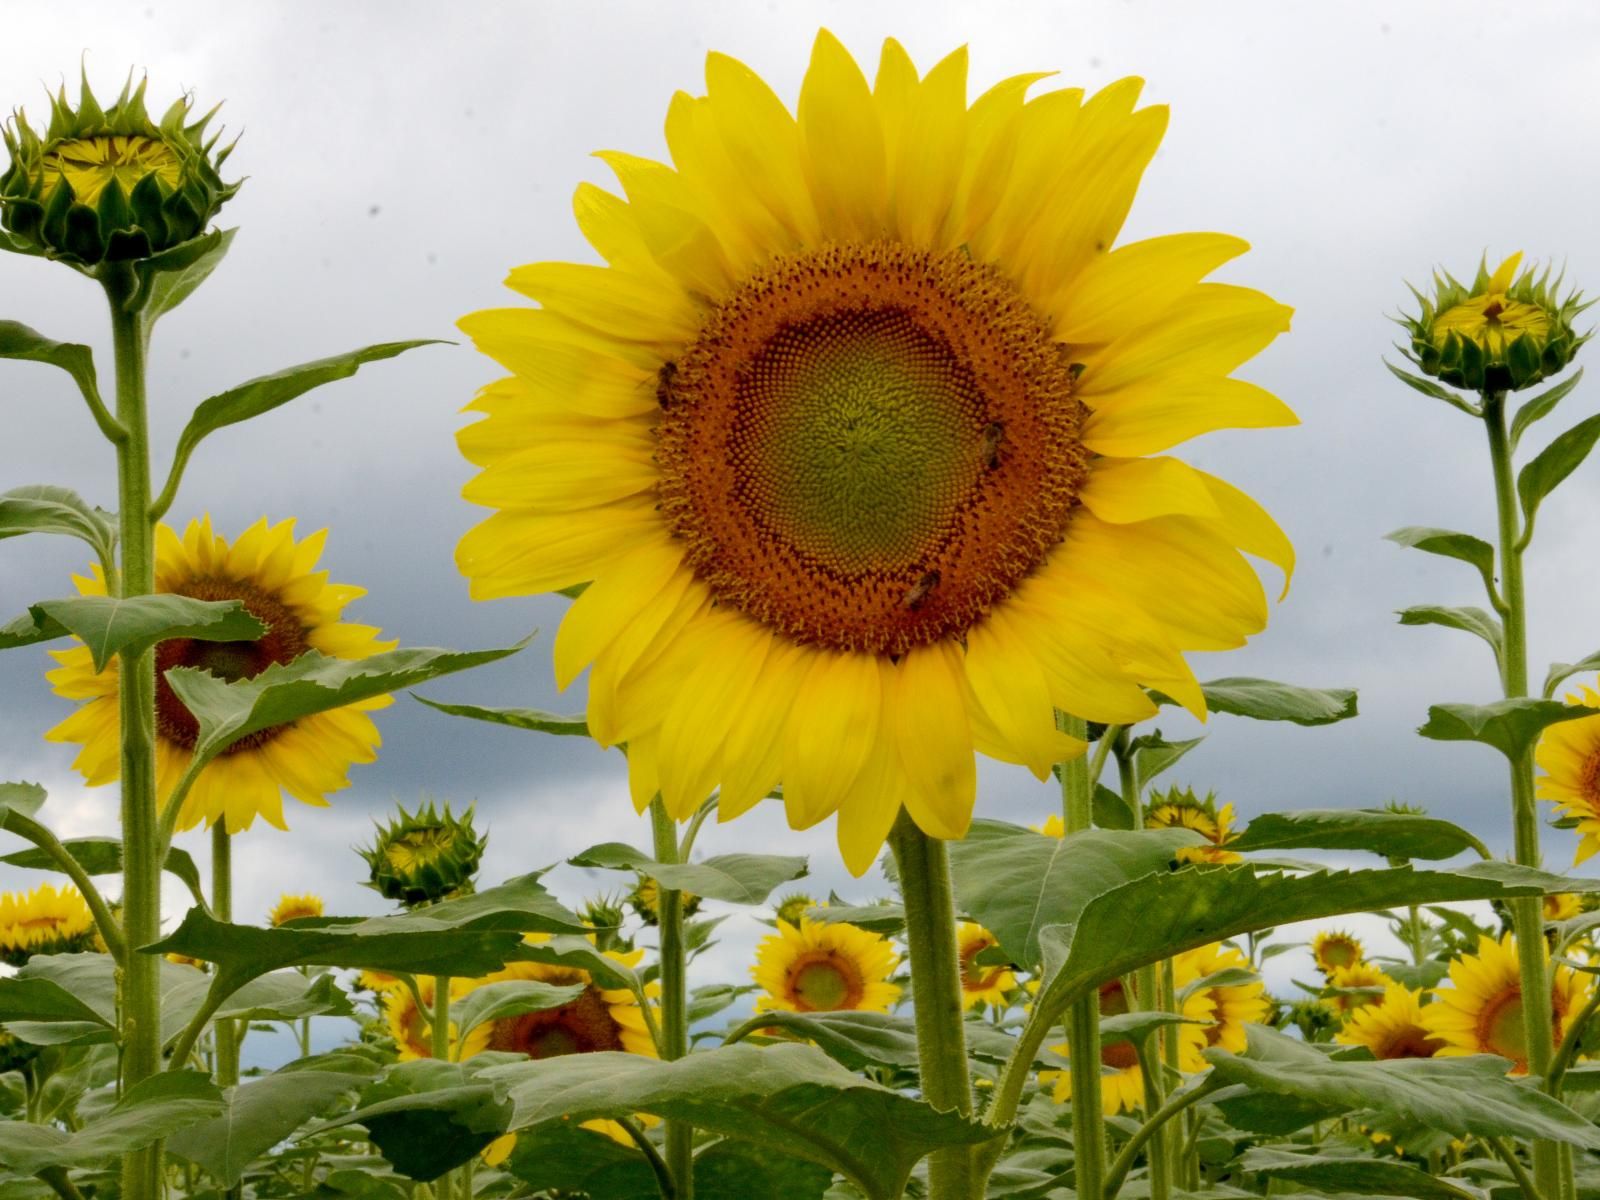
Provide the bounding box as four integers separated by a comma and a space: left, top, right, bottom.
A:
1172, 941, 1268, 1053
753, 917, 901, 1013
1310, 930, 1364, 975
1535, 685, 1600, 864
1043, 977, 1209, 1115
0, 883, 96, 966
1325, 961, 1393, 1017
382, 975, 485, 1061
1335, 985, 1446, 1060
267, 893, 324, 927
956, 922, 1015, 1009
1146, 787, 1242, 864
1420, 934, 1592, 1074
455, 31, 1295, 873
45, 517, 394, 832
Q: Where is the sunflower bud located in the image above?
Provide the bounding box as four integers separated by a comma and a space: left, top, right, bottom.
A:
773, 890, 820, 927
627, 874, 702, 927
360, 800, 485, 908
1, 72, 238, 268
1399, 253, 1590, 394
581, 893, 630, 953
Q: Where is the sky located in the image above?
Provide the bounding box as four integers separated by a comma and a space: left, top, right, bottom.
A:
3, 0, 1600, 1062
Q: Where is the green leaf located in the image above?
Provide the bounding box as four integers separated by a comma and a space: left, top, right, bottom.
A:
1417, 697, 1600, 760
130, 227, 235, 323
1092, 783, 1134, 830
1194, 677, 1359, 726
450, 979, 586, 1042
0, 323, 99, 409
1099, 1010, 1207, 1046
167, 640, 526, 764
1226, 809, 1489, 861
0, 1070, 223, 1174
0, 972, 113, 1030
0, 782, 46, 825
166, 1057, 375, 1187
1239, 1146, 1482, 1200
1384, 525, 1498, 594
0, 836, 203, 899
1210, 1026, 1600, 1149
1383, 360, 1479, 414
328, 1058, 516, 1180
413, 693, 589, 737
695, 1138, 836, 1200
1511, 366, 1585, 449
1128, 732, 1204, 790
0, 608, 68, 652
1518, 410, 1600, 524
1397, 605, 1503, 660
569, 842, 808, 905
170, 340, 441, 471
0, 485, 114, 566
513, 934, 641, 991
736, 1011, 922, 1071
482, 1043, 995, 1200
689, 983, 749, 1024
504, 1122, 660, 1199
30, 593, 265, 673
1544, 649, 1600, 699
808, 904, 905, 934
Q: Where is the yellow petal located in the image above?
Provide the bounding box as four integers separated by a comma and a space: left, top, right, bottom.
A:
1054, 233, 1249, 345
553, 540, 687, 691
890, 643, 976, 841
716, 642, 808, 820
1191, 468, 1295, 600
800, 30, 887, 240
1082, 374, 1298, 456
703, 51, 820, 247
657, 618, 774, 818
1488, 252, 1524, 295
1078, 456, 1222, 525
461, 440, 657, 512
456, 502, 664, 599
456, 309, 656, 419
835, 727, 912, 877
505, 261, 699, 348
963, 612, 1062, 779
782, 649, 882, 829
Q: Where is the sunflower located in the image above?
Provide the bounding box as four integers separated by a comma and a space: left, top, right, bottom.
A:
957, 922, 1015, 1009
455, 31, 1295, 874
381, 975, 486, 1061
1336, 985, 1446, 1060
45, 516, 394, 833
1146, 787, 1242, 864
1535, 685, 1600, 864
1325, 961, 1393, 1017
1420, 934, 1592, 1074
0, 883, 96, 966
1545, 892, 1584, 924
1310, 930, 1364, 975
1172, 941, 1268, 1052
773, 890, 821, 926
267, 893, 324, 927
471, 941, 658, 1060
1032, 815, 1066, 838
1043, 977, 1210, 1115
753, 918, 900, 1013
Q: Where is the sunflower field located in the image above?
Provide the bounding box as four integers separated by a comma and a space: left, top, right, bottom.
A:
4, 7, 1600, 1200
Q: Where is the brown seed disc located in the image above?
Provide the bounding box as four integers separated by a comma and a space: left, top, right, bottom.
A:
486, 983, 627, 1058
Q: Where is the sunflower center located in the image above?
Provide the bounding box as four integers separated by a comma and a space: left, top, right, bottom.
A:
1098, 980, 1139, 1071
487, 985, 626, 1058
1377, 1024, 1445, 1061
786, 950, 866, 1011
40, 135, 183, 206
960, 938, 1004, 992
658, 242, 1086, 656
153, 579, 309, 753
1478, 987, 1531, 1068
1579, 752, 1600, 806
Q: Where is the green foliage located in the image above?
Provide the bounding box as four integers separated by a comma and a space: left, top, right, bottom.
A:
1191, 677, 1359, 725
1544, 649, 1600, 699
0, 485, 114, 566
1225, 808, 1489, 860
0, 784, 45, 825
1518, 409, 1600, 528
0, 836, 203, 903
1510, 366, 1585, 449
33, 593, 263, 671
0, 325, 98, 402
449, 979, 586, 1042
330, 1057, 516, 1180
504, 1122, 660, 1198
1417, 696, 1600, 759
570, 841, 808, 905
1397, 604, 1504, 663
0, 1071, 223, 1174
413, 693, 590, 736
1239, 1146, 1483, 1199
1385, 525, 1498, 596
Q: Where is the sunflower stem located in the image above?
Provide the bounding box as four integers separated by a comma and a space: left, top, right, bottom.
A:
212, 825, 245, 1200
649, 797, 694, 1200
1485, 390, 1565, 1200
102, 269, 164, 1200
431, 975, 455, 1200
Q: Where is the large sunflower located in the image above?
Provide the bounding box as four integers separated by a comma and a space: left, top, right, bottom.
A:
1535, 684, 1600, 864
1336, 985, 1445, 1061
0, 882, 96, 966
1172, 941, 1268, 1053
752, 917, 900, 1013
45, 516, 394, 832
455, 32, 1294, 872
473, 942, 658, 1060
1043, 977, 1210, 1115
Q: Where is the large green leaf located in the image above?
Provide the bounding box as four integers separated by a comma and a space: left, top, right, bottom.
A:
512, 934, 641, 991
1384, 525, 1497, 593
1510, 367, 1585, 449
0, 608, 67, 652
1518, 410, 1600, 525
1545, 650, 1600, 700
324, 1057, 517, 1179
947, 821, 1201, 969
0, 836, 203, 901
482, 1042, 995, 1200
1210, 1027, 1600, 1149
569, 842, 808, 905
413, 693, 589, 737
0, 1070, 223, 1174
130, 227, 235, 323
503, 1122, 659, 1199
694, 1138, 837, 1200
1239, 1146, 1479, 1199
1397, 605, 1503, 661
166, 641, 526, 764
166, 1055, 376, 1187
450, 979, 585, 1042
1226, 809, 1488, 861
0, 323, 99, 411
1193, 677, 1359, 726
733, 1011, 1034, 1073
29, 593, 265, 672
0, 485, 114, 566
1417, 697, 1600, 760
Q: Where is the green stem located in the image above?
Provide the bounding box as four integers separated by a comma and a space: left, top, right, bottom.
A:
432, 976, 454, 1200
1484, 1134, 1546, 1200
1548, 980, 1600, 1099
1058, 713, 1105, 1200
2, 811, 125, 962
105, 274, 163, 1200
887, 809, 976, 1200
38, 1167, 87, 1200
650, 798, 694, 1200
213, 825, 244, 1200
619, 1115, 678, 1200
1102, 1077, 1221, 1200
1486, 391, 1563, 1200
677, 797, 718, 860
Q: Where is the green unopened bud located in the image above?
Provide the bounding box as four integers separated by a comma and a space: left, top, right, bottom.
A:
1, 72, 239, 268
1398, 252, 1590, 394
773, 890, 820, 927
360, 800, 485, 908
627, 874, 702, 927
581, 892, 630, 952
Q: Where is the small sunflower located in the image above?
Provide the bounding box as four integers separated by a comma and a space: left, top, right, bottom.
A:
267, 893, 324, 927
1325, 961, 1393, 1017
773, 890, 821, 927
1146, 787, 1242, 864
165, 951, 207, 971
456, 31, 1295, 874
627, 875, 703, 927
956, 922, 1016, 1009
1535, 685, 1600, 864
0, 883, 96, 966
1032, 815, 1066, 839
1336, 985, 1446, 1060
357, 969, 404, 994
1043, 977, 1209, 1115
753, 918, 900, 1014
1420, 934, 1592, 1074
1545, 892, 1584, 924
1310, 930, 1364, 975
45, 517, 394, 833
381, 975, 485, 1061
1173, 941, 1267, 1052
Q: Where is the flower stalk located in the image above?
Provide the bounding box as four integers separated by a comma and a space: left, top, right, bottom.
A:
431, 976, 455, 1200
649, 797, 694, 1200
1059, 712, 1106, 1200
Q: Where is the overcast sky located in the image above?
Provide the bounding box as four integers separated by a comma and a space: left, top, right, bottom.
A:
4, 1, 1600, 1061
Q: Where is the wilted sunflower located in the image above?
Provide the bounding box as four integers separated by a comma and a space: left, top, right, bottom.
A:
1310, 930, 1364, 975
1420, 934, 1592, 1074
267, 893, 324, 926
1535, 685, 1600, 864
1043, 977, 1209, 1115
0, 883, 96, 966
1336, 985, 1446, 1061
1172, 941, 1267, 1052
956, 922, 1015, 1009
753, 918, 900, 1013
456, 31, 1294, 873
46, 517, 393, 832
1325, 961, 1393, 1017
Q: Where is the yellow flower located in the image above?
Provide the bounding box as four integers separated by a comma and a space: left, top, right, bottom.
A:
1310, 929, 1364, 975
0, 883, 96, 966
1326, 961, 1393, 1017
1545, 892, 1584, 923
1043, 977, 1210, 1115
1336, 985, 1446, 1060
1032, 815, 1066, 839
165, 951, 206, 970
956, 922, 1015, 1009
1172, 941, 1268, 1053
45, 516, 395, 833
381, 975, 486, 1062
1431, 253, 1552, 357
628, 875, 702, 927
357, 969, 404, 994
1420, 934, 1592, 1074
753, 918, 900, 1014
472, 942, 658, 1061
267, 893, 324, 927
1146, 788, 1242, 864
773, 890, 821, 926
455, 31, 1295, 874
1535, 685, 1600, 864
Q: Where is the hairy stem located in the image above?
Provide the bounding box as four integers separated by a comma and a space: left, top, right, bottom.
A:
650, 798, 694, 1200
1059, 713, 1105, 1200
432, 976, 454, 1200
1103, 1078, 1221, 1200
